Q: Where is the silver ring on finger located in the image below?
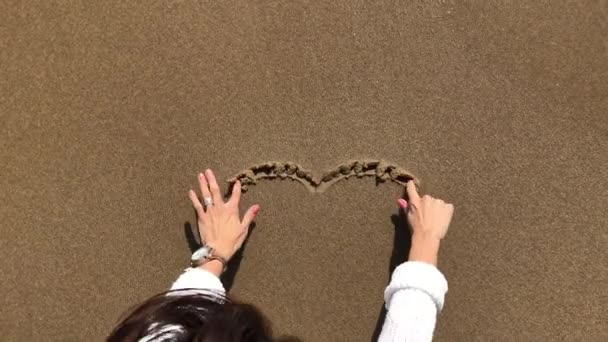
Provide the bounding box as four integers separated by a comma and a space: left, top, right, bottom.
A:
203, 197, 214, 207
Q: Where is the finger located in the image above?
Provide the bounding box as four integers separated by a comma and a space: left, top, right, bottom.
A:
241, 204, 260, 229
235, 227, 249, 249
228, 180, 242, 207
406, 180, 421, 203
397, 198, 408, 209
188, 189, 205, 216
198, 172, 212, 206
447, 203, 455, 216
205, 169, 224, 205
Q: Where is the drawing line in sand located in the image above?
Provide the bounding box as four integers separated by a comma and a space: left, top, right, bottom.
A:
226, 160, 418, 194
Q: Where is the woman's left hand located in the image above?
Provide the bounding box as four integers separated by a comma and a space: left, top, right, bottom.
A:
188, 169, 260, 262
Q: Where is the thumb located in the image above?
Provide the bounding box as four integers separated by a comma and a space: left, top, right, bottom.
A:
397, 198, 408, 209
241, 204, 260, 228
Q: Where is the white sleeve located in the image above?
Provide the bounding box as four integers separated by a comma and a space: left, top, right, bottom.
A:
169, 267, 226, 294
136, 269, 225, 341
378, 261, 448, 342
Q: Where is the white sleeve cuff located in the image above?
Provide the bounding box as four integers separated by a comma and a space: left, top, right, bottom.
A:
384, 261, 448, 312
170, 267, 225, 293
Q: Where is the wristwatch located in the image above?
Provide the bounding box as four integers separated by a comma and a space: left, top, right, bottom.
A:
190, 244, 228, 271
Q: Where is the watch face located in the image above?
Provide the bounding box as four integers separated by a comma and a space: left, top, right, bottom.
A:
191, 246, 211, 261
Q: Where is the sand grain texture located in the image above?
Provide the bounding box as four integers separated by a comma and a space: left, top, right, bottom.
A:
1, 1, 607, 341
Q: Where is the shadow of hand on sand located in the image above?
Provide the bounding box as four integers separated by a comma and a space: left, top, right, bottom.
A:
370, 203, 412, 341
184, 220, 257, 292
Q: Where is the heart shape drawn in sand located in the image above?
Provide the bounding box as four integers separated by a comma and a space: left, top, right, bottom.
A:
226, 160, 418, 193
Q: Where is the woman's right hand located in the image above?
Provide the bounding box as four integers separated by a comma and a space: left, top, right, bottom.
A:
398, 181, 454, 240
397, 181, 454, 265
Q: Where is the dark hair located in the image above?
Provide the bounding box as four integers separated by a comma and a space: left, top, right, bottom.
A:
107, 289, 274, 342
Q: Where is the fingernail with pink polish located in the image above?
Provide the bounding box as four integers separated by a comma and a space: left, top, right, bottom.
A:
397, 199, 408, 208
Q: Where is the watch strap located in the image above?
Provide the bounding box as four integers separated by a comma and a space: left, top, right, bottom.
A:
190, 252, 228, 272
204, 255, 228, 272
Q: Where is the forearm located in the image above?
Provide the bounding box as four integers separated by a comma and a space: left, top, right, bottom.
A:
170, 262, 225, 293
379, 261, 448, 342
379, 289, 438, 342
408, 233, 441, 266
199, 259, 223, 277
